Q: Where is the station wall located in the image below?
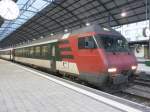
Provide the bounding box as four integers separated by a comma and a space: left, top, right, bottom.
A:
131, 45, 149, 59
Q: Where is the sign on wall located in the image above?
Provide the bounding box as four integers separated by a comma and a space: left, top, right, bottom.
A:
143, 27, 150, 37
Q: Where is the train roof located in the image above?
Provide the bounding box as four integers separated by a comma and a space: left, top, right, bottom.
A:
0, 48, 13, 51
14, 24, 122, 49
71, 24, 121, 36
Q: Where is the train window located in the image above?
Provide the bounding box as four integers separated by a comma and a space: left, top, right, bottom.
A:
35, 46, 41, 57
95, 35, 129, 52
18, 49, 22, 57
17, 49, 19, 57
78, 36, 96, 49
27, 48, 30, 57
25, 48, 29, 57
17, 49, 19, 56
78, 38, 85, 49
30, 47, 34, 57
22, 48, 25, 57
15, 50, 17, 56
20, 49, 23, 57
41, 45, 48, 58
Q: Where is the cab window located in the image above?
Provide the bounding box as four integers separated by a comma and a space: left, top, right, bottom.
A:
78, 36, 96, 49
95, 35, 129, 52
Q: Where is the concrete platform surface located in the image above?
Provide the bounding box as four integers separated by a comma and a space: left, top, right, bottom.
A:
137, 58, 150, 63
0, 59, 149, 112
136, 58, 150, 75
137, 64, 150, 75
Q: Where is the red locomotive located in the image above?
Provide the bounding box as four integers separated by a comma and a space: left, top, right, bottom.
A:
0, 24, 137, 88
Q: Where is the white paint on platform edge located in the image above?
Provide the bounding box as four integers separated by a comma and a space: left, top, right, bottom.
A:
14, 63, 143, 112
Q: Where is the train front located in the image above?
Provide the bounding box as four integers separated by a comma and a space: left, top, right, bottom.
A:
95, 30, 137, 85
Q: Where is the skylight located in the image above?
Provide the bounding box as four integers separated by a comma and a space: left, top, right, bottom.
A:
0, 0, 53, 40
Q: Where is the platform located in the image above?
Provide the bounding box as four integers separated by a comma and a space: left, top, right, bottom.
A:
137, 64, 150, 75
137, 58, 150, 75
0, 59, 149, 112
137, 58, 150, 64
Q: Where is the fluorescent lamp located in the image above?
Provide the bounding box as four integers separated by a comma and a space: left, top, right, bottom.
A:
50, 33, 54, 36
64, 29, 68, 32
121, 12, 127, 17
86, 22, 90, 26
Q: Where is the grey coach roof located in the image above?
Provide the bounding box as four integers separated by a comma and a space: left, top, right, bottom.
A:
0, 0, 149, 48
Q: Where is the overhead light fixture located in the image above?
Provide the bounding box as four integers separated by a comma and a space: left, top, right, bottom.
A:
103, 28, 110, 31
121, 12, 127, 17
40, 36, 44, 39
0, 0, 20, 20
50, 33, 54, 36
64, 29, 68, 33
86, 22, 90, 26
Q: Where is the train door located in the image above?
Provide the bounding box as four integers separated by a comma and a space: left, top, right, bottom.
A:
10, 50, 11, 60
50, 43, 56, 72
12, 49, 15, 61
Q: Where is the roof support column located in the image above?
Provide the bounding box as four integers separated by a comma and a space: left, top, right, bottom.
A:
148, 0, 150, 58
108, 14, 111, 26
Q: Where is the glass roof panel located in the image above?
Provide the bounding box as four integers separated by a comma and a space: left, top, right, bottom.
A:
0, 0, 53, 40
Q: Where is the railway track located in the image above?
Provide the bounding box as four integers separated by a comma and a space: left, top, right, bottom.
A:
113, 73, 150, 107
124, 73, 150, 98
134, 79, 150, 87
122, 84, 150, 99
60, 72, 150, 107
68, 72, 150, 107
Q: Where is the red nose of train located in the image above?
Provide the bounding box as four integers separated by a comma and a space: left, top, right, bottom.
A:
106, 52, 137, 74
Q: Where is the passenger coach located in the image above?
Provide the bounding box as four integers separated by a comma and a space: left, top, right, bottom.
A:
0, 48, 13, 61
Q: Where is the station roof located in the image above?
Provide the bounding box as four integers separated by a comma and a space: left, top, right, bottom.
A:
0, 0, 149, 48
129, 40, 149, 46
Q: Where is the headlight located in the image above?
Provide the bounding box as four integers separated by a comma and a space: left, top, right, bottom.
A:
131, 65, 137, 70
108, 68, 117, 73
